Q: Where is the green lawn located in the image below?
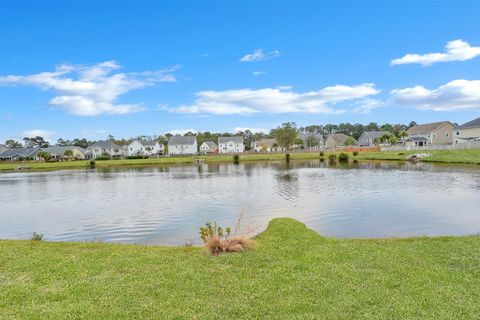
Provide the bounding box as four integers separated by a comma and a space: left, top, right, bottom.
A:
1, 149, 479, 172
1, 218, 479, 319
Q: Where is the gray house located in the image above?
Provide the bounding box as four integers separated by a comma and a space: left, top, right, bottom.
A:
40, 146, 89, 160
0, 147, 41, 160
0, 144, 9, 155
358, 131, 390, 146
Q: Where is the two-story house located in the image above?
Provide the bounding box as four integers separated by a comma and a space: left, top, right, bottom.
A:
168, 136, 198, 155
127, 140, 164, 156
218, 136, 245, 154
406, 121, 455, 147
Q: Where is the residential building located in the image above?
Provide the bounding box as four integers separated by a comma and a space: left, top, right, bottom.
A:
0, 147, 41, 160
88, 140, 124, 159
454, 117, 480, 144
252, 139, 284, 152
218, 136, 245, 154
325, 134, 349, 149
168, 136, 198, 155
127, 140, 164, 156
357, 131, 390, 146
406, 121, 455, 146
40, 146, 89, 160
199, 141, 218, 154
0, 144, 9, 155
299, 132, 324, 149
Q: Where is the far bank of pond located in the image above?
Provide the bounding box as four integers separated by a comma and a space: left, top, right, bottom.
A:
1, 149, 480, 172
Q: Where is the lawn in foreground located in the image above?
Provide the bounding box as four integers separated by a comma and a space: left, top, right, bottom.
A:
1, 218, 479, 319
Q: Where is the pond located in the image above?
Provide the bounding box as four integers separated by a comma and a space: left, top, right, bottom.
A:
1, 160, 480, 245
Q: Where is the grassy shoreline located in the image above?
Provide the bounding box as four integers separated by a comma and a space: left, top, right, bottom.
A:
1, 218, 479, 319
1, 149, 479, 172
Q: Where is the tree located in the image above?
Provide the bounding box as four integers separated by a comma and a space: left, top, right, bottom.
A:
388, 136, 398, 145
56, 138, 69, 146
305, 136, 320, 148
344, 136, 357, 146
64, 149, 74, 160
37, 151, 51, 162
23, 136, 49, 148
5, 139, 22, 148
271, 122, 298, 150
399, 131, 409, 143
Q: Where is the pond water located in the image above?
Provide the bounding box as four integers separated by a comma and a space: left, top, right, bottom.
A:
1, 160, 480, 245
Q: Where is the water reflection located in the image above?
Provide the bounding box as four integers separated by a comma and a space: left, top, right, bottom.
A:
0, 160, 479, 245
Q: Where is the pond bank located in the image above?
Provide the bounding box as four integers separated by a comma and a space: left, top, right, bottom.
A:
1, 218, 479, 319
1, 149, 479, 172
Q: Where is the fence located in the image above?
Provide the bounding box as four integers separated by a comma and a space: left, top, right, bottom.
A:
381, 141, 480, 152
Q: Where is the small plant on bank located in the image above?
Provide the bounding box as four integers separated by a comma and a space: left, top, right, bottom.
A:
319, 151, 324, 157
285, 153, 290, 162
338, 152, 349, 163
398, 152, 405, 156
353, 151, 359, 156
233, 154, 240, 164
328, 154, 337, 164
31, 232, 43, 241
89, 160, 96, 169
199, 218, 255, 255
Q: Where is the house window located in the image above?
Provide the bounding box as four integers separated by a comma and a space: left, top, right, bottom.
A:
433, 132, 436, 138
445, 132, 449, 137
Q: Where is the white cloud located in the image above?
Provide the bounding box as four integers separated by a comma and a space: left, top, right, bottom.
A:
234, 127, 269, 134
391, 79, 480, 111
165, 129, 198, 136
240, 49, 280, 62
352, 99, 385, 114
167, 84, 380, 115
21, 129, 56, 141
0, 61, 178, 116
391, 40, 480, 66
252, 71, 266, 76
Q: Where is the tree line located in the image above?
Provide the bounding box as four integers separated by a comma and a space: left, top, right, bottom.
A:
3, 121, 419, 151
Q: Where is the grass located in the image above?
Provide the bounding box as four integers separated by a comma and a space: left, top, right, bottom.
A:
1, 218, 479, 319
1, 149, 479, 172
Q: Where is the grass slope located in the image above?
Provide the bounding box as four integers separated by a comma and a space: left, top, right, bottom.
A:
1, 149, 480, 172
1, 218, 479, 319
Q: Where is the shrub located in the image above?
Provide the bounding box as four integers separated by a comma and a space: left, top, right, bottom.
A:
127, 155, 148, 159
338, 152, 349, 163
328, 154, 337, 164
319, 151, 324, 157
199, 220, 255, 255
398, 152, 405, 156
353, 151, 359, 156
89, 160, 96, 169
31, 232, 43, 241
285, 153, 290, 162
233, 154, 240, 164
95, 156, 110, 161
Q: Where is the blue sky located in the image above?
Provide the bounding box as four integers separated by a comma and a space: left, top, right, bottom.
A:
1, 1, 480, 142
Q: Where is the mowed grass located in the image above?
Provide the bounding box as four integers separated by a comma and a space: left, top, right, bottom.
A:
0, 149, 479, 172
1, 218, 479, 319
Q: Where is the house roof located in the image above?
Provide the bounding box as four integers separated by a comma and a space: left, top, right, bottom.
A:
360, 131, 390, 140
459, 117, 480, 129
90, 140, 120, 149
406, 121, 453, 135
201, 141, 218, 148
130, 140, 158, 147
0, 147, 40, 158
0, 144, 8, 150
299, 132, 323, 141
408, 137, 429, 142
168, 136, 197, 145
218, 136, 244, 144
40, 146, 87, 156
328, 133, 349, 143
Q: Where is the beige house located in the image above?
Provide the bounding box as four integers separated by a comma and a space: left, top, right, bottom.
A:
454, 117, 480, 144
252, 139, 285, 152
325, 134, 349, 149
406, 121, 455, 146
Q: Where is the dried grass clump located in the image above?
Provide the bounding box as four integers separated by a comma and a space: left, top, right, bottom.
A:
200, 213, 256, 255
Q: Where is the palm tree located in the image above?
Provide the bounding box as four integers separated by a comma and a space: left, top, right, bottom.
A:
399, 131, 408, 145
64, 149, 73, 161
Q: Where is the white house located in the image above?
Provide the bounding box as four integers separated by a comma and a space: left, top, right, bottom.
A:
127, 140, 164, 156
218, 136, 244, 154
199, 141, 218, 154
88, 140, 124, 159
168, 136, 198, 155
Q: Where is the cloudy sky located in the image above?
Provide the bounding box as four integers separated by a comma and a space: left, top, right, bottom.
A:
1, 1, 479, 142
